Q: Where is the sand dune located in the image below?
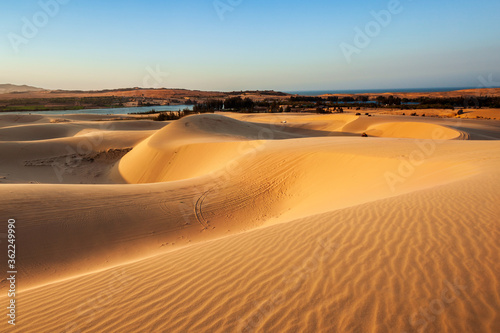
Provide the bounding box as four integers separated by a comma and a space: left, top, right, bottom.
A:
0, 112, 498, 332
5, 172, 499, 333
116, 114, 300, 183
363, 122, 464, 139
227, 113, 467, 139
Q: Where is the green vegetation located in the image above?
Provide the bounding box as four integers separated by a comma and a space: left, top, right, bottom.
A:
290, 95, 500, 111
155, 108, 215, 121
223, 97, 255, 111
3, 93, 499, 114
193, 99, 224, 112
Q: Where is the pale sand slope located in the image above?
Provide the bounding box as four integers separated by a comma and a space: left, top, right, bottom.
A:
0, 113, 499, 332
0, 114, 167, 184
226, 113, 477, 139
4, 173, 499, 333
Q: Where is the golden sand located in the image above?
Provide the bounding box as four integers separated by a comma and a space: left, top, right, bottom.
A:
0, 112, 498, 332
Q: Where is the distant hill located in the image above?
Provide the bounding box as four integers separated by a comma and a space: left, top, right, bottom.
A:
0, 84, 45, 94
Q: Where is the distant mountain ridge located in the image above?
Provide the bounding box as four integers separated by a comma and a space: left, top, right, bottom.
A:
0, 84, 45, 94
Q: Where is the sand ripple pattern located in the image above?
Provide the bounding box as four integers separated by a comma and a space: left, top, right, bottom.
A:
3, 173, 498, 333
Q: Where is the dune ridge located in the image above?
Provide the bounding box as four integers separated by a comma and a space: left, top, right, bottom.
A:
0, 113, 498, 332
2, 171, 498, 333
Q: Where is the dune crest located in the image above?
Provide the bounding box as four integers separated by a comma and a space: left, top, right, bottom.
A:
0, 112, 498, 333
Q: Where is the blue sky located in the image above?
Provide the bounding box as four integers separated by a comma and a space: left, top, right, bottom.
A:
1, 0, 499, 91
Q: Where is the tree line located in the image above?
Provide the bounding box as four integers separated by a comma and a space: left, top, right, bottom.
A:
193, 97, 256, 112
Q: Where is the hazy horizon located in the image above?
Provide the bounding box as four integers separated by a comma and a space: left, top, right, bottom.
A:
4, 83, 500, 95
2, 0, 499, 91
